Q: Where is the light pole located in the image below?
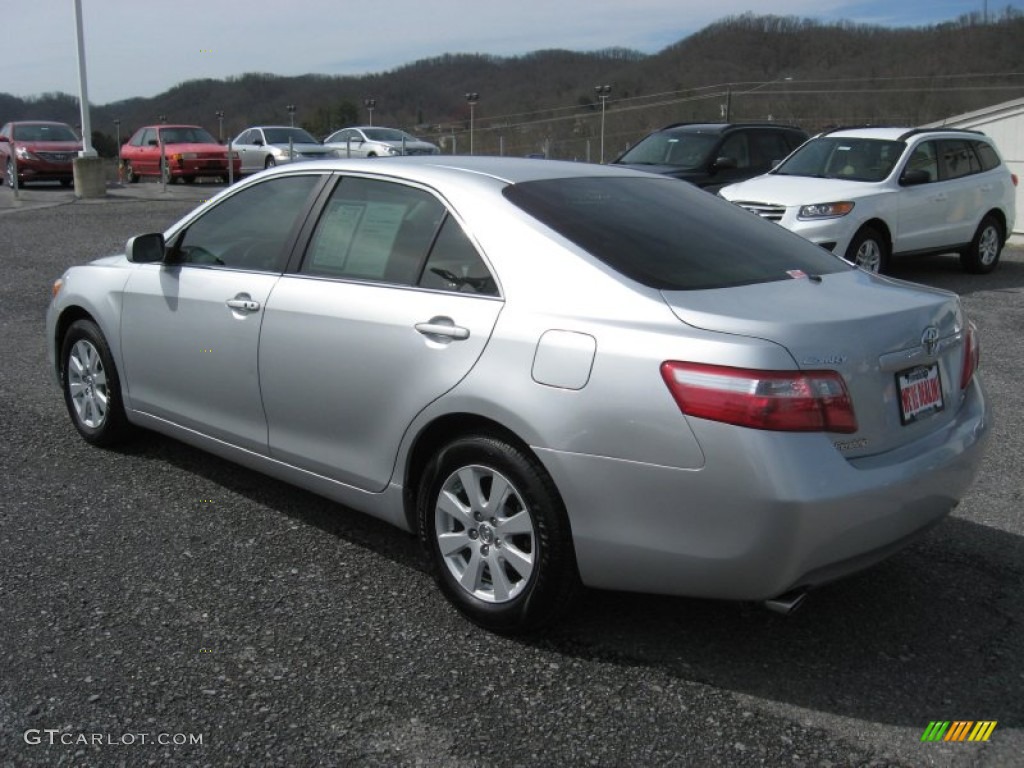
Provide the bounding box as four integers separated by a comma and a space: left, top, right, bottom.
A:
364, 98, 376, 127
594, 84, 612, 163
215, 110, 224, 142
286, 104, 296, 127
465, 92, 480, 155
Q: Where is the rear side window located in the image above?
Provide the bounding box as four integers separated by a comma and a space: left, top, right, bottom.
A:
972, 141, 1001, 172
302, 177, 445, 283
503, 177, 848, 290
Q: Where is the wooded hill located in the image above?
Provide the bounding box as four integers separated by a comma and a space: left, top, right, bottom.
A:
3, 10, 1023, 160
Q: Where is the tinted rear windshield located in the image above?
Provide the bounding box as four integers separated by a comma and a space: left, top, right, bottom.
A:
503, 176, 849, 290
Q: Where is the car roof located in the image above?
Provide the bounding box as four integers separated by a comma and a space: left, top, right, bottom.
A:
259, 155, 659, 187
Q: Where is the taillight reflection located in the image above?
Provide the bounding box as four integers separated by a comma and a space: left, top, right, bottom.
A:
661, 362, 858, 433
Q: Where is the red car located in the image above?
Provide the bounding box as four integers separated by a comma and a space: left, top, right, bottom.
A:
121, 124, 240, 183
0, 121, 82, 188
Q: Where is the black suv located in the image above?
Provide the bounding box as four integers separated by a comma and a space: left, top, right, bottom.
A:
612, 122, 808, 192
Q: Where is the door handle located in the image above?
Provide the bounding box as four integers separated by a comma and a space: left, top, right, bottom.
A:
226, 298, 260, 312
415, 320, 470, 340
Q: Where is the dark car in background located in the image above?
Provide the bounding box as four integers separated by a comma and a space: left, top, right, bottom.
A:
0, 121, 82, 188
612, 122, 807, 192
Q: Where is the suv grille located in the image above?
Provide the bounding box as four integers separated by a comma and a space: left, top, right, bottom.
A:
733, 201, 786, 222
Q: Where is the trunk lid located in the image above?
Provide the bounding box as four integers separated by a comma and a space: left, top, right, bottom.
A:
661, 270, 968, 458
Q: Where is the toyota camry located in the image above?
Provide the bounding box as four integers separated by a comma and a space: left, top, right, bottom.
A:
46, 157, 990, 632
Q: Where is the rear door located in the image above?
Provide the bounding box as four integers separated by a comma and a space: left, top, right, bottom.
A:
259, 175, 503, 491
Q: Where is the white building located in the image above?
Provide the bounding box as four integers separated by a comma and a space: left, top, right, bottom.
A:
926, 97, 1024, 237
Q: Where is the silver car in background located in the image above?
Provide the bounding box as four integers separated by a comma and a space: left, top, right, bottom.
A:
323, 126, 440, 157
232, 126, 334, 173
46, 157, 990, 633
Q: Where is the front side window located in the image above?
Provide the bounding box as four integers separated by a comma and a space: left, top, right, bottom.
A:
904, 141, 938, 183
173, 175, 320, 271
302, 177, 445, 283
504, 176, 848, 290
718, 133, 751, 168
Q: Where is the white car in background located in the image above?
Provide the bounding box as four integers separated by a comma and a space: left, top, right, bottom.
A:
232, 126, 334, 173
720, 127, 1017, 274
324, 126, 440, 158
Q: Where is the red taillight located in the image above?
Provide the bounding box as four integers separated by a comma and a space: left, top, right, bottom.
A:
960, 321, 980, 390
660, 362, 858, 433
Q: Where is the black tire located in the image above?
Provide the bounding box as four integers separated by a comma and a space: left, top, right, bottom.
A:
845, 226, 889, 274
183, 175, 196, 184
367, 152, 377, 158
417, 435, 579, 634
60, 319, 132, 447
60, 178, 73, 188
264, 156, 276, 169
6, 159, 15, 188
960, 215, 1003, 274
123, 161, 139, 184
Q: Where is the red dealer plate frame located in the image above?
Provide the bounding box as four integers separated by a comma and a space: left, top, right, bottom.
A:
897, 363, 944, 425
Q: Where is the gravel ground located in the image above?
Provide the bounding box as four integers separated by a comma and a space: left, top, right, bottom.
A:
1, 195, 1022, 767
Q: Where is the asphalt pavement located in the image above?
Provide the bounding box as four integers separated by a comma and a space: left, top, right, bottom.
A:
1, 184, 1022, 767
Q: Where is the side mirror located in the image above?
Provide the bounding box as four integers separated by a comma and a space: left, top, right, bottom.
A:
253, 139, 264, 146
0, 136, 9, 143
126, 233, 166, 263
714, 156, 738, 170
147, 139, 159, 147
900, 168, 931, 186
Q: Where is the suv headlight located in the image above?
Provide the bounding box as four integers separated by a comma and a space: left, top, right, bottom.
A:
798, 202, 855, 219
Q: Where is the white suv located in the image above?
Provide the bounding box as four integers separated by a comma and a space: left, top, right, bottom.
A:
719, 127, 1017, 274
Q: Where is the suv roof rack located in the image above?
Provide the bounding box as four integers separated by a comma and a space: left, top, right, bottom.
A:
659, 121, 804, 131
897, 127, 985, 141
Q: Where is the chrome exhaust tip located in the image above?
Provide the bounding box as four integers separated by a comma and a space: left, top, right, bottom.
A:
763, 589, 808, 615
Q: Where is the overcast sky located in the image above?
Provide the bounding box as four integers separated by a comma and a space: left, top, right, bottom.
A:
5, 0, 1019, 104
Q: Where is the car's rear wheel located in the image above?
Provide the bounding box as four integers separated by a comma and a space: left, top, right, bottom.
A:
845, 226, 889, 273
123, 161, 138, 184
960, 215, 1003, 274
60, 319, 131, 446
417, 435, 579, 634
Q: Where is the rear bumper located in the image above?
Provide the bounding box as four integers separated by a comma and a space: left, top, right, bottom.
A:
535, 375, 990, 600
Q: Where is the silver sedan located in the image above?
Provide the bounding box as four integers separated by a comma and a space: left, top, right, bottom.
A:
46, 157, 990, 633
232, 126, 334, 173
323, 126, 440, 157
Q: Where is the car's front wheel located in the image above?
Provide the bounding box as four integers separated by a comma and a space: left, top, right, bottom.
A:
264, 156, 276, 169
845, 226, 889, 273
123, 161, 138, 184
6, 159, 16, 188
60, 319, 131, 447
417, 436, 578, 633
960, 215, 1003, 274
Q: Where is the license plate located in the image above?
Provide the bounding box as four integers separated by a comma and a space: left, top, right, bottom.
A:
897, 364, 944, 424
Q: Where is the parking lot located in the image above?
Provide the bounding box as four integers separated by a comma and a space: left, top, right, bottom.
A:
1, 185, 1022, 767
